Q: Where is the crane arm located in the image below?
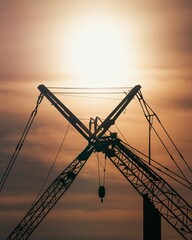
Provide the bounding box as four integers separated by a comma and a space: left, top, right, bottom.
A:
38, 84, 92, 141
38, 84, 141, 141
93, 85, 141, 138
7, 85, 140, 240
6, 143, 94, 240
99, 136, 192, 240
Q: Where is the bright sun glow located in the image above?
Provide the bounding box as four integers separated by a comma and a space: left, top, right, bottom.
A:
67, 17, 139, 87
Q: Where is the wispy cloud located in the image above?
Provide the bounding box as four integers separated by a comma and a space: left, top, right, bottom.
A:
0, 1, 191, 240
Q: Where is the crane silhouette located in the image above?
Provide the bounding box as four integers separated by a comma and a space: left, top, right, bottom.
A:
5, 84, 192, 240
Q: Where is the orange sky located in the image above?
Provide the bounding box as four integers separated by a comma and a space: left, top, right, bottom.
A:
0, 1, 192, 240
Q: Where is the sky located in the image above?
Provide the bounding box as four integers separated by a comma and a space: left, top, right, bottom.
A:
0, 1, 192, 240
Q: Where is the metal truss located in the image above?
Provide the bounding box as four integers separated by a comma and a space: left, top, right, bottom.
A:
7, 144, 94, 240
101, 137, 192, 240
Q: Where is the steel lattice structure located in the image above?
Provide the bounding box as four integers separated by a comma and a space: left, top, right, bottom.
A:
6, 84, 192, 240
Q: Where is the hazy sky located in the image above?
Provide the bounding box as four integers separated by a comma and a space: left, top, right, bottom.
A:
0, 1, 192, 240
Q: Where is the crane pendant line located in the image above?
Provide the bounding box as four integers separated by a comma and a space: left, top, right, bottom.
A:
0, 93, 44, 192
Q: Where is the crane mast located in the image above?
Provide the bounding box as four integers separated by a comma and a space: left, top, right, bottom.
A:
6, 84, 192, 240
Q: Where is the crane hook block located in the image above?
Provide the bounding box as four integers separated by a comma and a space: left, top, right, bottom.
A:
98, 186, 105, 203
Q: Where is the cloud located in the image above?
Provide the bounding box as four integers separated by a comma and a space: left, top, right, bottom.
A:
0, 1, 191, 240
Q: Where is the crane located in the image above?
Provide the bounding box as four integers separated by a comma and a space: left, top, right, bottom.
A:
6, 84, 192, 240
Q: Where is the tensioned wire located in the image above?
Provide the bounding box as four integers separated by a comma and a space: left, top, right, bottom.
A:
49, 86, 131, 101
30, 123, 71, 208
48, 86, 132, 89
48, 86, 132, 95
114, 123, 192, 190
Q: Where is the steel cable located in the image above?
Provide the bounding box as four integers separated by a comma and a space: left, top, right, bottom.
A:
0, 93, 43, 192
30, 123, 71, 208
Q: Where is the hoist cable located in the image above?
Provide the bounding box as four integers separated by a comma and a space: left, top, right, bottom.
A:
103, 157, 107, 186
0, 93, 44, 192
96, 152, 106, 186
30, 123, 71, 207
96, 153, 101, 186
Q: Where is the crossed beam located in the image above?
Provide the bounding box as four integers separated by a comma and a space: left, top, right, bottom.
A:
7, 84, 141, 240
7, 84, 192, 240
38, 84, 141, 141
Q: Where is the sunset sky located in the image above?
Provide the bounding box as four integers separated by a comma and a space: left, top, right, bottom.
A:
0, 1, 192, 240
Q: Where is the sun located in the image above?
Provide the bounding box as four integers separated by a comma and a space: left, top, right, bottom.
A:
72, 20, 137, 87
71, 21, 125, 87
68, 17, 138, 88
